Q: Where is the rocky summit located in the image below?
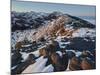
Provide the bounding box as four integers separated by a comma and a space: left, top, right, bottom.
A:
11, 11, 96, 74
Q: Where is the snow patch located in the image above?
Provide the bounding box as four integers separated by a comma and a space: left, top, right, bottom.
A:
72, 28, 95, 38
56, 51, 63, 57
22, 56, 48, 73
41, 64, 54, 72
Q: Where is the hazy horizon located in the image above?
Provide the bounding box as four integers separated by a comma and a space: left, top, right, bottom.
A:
12, 0, 96, 17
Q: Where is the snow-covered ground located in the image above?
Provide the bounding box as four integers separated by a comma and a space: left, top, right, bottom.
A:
11, 24, 96, 73
20, 50, 40, 62
11, 29, 36, 50
22, 56, 48, 73
11, 12, 96, 74
72, 28, 95, 38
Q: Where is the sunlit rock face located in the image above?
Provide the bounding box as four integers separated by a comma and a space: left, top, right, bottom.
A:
11, 11, 96, 74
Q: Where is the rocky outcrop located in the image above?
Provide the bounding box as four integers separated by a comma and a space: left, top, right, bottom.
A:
11, 11, 96, 74
32, 16, 72, 41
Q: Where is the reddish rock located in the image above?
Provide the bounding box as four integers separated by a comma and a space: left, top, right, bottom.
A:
69, 57, 81, 71
39, 47, 48, 57
81, 58, 94, 70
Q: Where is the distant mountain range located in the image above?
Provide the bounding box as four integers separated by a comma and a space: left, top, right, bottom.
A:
11, 11, 95, 31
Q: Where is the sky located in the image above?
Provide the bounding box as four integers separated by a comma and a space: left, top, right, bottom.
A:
11, 0, 96, 16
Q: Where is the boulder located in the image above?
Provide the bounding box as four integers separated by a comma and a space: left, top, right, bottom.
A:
11, 54, 36, 74
81, 58, 95, 70
11, 50, 22, 67
69, 57, 81, 71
